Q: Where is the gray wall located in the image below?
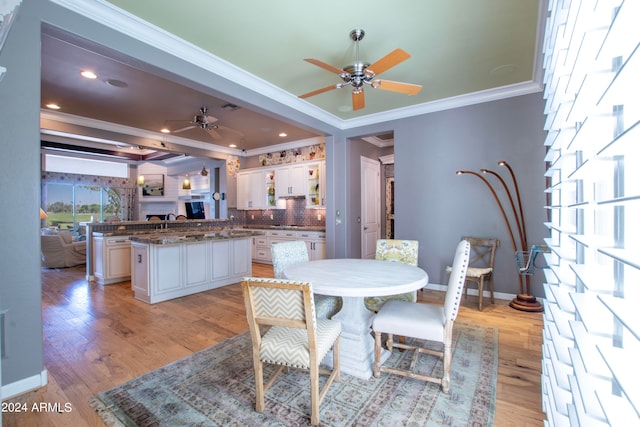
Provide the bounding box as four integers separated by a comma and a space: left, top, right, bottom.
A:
338, 93, 546, 296
0, 0, 45, 387
391, 93, 547, 294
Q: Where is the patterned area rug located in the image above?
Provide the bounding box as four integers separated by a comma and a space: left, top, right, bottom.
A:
90, 323, 497, 426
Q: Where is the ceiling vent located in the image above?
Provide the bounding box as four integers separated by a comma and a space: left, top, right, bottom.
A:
221, 103, 240, 111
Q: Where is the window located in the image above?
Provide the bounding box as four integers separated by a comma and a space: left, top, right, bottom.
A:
542, 1, 639, 425
44, 183, 123, 229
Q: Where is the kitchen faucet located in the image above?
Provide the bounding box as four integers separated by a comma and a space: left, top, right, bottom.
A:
165, 212, 176, 229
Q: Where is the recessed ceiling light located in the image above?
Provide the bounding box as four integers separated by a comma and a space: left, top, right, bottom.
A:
229, 144, 237, 148
45, 103, 61, 110
80, 70, 98, 79
160, 128, 171, 134
279, 132, 287, 137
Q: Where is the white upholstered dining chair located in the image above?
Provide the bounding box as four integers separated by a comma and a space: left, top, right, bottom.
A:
242, 277, 341, 426
372, 239, 470, 393
271, 240, 342, 319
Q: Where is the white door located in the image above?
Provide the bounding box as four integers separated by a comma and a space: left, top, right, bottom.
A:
361, 156, 380, 259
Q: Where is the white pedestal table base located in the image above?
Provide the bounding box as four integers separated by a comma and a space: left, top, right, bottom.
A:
321, 296, 390, 380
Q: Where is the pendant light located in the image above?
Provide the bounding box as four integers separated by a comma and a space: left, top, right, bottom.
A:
200, 163, 208, 176
182, 175, 191, 190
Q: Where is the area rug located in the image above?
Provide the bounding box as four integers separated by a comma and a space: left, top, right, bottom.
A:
90, 323, 497, 426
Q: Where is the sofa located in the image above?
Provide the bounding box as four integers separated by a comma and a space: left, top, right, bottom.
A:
41, 229, 87, 268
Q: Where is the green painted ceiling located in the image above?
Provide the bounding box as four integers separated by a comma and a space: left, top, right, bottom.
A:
105, 0, 540, 119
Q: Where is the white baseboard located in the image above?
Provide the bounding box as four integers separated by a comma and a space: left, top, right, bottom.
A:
1, 369, 48, 400
423, 283, 515, 302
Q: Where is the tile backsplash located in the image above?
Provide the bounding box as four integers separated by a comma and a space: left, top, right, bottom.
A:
230, 198, 325, 228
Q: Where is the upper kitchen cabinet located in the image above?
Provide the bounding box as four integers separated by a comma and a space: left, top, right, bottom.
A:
236, 160, 325, 210
275, 164, 306, 198
306, 162, 325, 208
237, 169, 275, 210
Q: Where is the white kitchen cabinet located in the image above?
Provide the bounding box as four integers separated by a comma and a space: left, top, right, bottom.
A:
252, 235, 271, 264
212, 240, 230, 280
93, 235, 132, 284
185, 241, 209, 288
248, 229, 326, 264
155, 244, 182, 295
232, 238, 252, 276
275, 164, 306, 198
131, 243, 149, 298
131, 236, 253, 304
299, 231, 326, 260
237, 169, 274, 209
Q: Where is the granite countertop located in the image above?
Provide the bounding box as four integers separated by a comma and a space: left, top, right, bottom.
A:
242, 225, 325, 232
129, 229, 263, 245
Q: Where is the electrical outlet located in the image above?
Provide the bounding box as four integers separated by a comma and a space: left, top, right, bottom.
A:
251, 215, 254, 220
317, 214, 322, 221
270, 214, 274, 220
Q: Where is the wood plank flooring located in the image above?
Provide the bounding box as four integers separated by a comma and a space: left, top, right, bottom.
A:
3, 264, 545, 426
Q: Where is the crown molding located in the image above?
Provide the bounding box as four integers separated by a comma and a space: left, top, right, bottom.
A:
49, 0, 345, 130
40, 110, 242, 156
342, 80, 543, 129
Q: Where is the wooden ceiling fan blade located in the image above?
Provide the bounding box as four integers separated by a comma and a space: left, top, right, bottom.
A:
352, 90, 365, 111
203, 116, 219, 124
205, 128, 222, 139
299, 84, 339, 99
172, 125, 196, 133
218, 125, 245, 138
367, 48, 411, 75
375, 79, 423, 95
304, 58, 344, 75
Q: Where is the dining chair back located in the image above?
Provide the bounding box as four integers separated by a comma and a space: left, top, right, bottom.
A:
242, 277, 341, 426
372, 239, 470, 393
271, 240, 341, 318
364, 239, 419, 312
447, 236, 499, 311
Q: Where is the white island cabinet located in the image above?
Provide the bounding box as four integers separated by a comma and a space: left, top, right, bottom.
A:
93, 235, 131, 284
130, 236, 252, 304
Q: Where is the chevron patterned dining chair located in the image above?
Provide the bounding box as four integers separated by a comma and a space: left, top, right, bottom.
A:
242, 277, 341, 426
271, 240, 342, 319
372, 239, 470, 393
364, 239, 420, 312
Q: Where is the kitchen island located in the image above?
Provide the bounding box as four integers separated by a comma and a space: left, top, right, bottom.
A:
130, 230, 261, 304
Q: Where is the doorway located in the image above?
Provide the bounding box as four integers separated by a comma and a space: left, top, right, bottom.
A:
360, 156, 381, 258
385, 177, 394, 238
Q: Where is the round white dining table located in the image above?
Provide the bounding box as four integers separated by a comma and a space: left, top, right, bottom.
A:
283, 258, 428, 379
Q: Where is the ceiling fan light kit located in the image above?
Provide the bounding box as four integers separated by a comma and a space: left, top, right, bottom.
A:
300, 28, 422, 111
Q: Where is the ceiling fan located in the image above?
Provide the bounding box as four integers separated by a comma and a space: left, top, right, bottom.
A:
164, 106, 244, 140
299, 29, 422, 111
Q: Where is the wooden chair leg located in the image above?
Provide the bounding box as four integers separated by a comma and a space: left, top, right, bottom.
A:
385, 333, 394, 351
489, 275, 495, 304
310, 364, 320, 426
374, 331, 382, 378
333, 338, 341, 383
442, 344, 452, 394
254, 357, 265, 412
478, 277, 484, 311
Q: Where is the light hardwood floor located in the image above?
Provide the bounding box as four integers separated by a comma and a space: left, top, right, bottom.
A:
3, 264, 545, 426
